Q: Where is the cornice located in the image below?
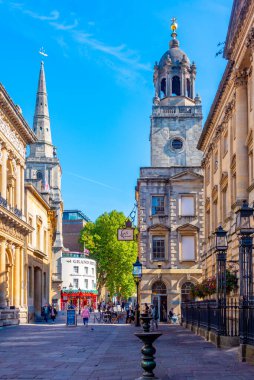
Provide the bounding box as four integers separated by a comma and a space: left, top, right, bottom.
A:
0, 84, 36, 145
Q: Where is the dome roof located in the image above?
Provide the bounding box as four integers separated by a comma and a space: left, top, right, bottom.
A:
158, 39, 190, 69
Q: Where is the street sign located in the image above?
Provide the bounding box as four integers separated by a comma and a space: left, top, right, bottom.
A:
66, 309, 77, 327
117, 228, 134, 241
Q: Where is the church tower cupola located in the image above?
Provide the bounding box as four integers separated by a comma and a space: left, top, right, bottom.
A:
150, 18, 203, 167
153, 18, 196, 101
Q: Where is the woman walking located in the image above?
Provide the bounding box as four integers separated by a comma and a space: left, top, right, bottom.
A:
81, 306, 90, 327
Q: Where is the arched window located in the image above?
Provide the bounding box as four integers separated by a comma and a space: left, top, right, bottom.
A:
172, 76, 180, 96
36, 171, 43, 181
152, 281, 167, 294
186, 78, 191, 98
160, 78, 166, 98
181, 282, 194, 302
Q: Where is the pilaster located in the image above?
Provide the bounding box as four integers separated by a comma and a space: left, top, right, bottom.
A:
235, 70, 249, 200
0, 238, 6, 307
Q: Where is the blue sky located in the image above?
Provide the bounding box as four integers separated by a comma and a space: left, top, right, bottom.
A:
0, 0, 232, 221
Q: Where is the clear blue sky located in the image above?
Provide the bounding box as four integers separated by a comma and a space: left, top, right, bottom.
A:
0, 0, 233, 221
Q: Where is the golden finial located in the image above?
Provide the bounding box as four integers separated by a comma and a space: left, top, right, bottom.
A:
170, 17, 178, 39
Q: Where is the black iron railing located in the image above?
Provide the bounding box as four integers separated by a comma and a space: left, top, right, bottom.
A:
181, 299, 239, 337
0, 193, 22, 219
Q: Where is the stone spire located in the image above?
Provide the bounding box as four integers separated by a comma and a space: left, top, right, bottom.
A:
30, 61, 53, 158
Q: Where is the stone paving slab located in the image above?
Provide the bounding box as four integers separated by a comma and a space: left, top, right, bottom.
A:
1, 318, 254, 379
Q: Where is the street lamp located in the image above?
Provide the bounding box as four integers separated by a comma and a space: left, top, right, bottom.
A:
235, 201, 254, 344
78, 287, 82, 315
133, 256, 142, 327
214, 225, 228, 336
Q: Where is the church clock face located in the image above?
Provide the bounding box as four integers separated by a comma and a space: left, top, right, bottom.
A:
166, 137, 184, 154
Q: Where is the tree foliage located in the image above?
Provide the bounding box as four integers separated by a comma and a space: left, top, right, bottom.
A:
80, 210, 137, 299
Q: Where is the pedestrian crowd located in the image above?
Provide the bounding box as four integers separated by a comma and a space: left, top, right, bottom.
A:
41, 303, 58, 323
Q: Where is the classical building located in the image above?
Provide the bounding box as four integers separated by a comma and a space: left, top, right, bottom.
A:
135, 20, 204, 319
25, 62, 64, 308
197, 0, 254, 278
62, 210, 90, 252
61, 252, 97, 310
0, 84, 36, 325
25, 183, 56, 321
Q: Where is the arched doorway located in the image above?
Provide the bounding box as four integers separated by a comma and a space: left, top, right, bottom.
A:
181, 281, 195, 302
152, 280, 167, 322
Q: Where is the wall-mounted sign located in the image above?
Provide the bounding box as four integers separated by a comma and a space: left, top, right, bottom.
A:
117, 228, 134, 241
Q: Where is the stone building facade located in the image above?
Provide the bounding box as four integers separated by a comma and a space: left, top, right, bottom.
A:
25, 183, 56, 321
0, 84, 36, 325
25, 62, 64, 309
136, 21, 203, 319
197, 0, 254, 279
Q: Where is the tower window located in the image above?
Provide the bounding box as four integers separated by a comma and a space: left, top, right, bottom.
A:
171, 138, 183, 150
160, 78, 166, 97
36, 171, 43, 180
172, 76, 180, 96
186, 79, 191, 98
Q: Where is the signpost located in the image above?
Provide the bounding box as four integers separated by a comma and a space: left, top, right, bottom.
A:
66, 309, 77, 327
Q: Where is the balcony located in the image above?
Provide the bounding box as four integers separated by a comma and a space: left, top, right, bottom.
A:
152, 105, 202, 117
0, 194, 23, 219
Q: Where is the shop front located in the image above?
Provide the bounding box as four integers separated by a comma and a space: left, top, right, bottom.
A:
60, 289, 97, 311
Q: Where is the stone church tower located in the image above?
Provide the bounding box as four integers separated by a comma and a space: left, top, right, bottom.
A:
25, 62, 63, 306
136, 19, 204, 318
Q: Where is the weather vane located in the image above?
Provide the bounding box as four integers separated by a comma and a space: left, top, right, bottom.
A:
170, 17, 178, 39
39, 47, 48, 58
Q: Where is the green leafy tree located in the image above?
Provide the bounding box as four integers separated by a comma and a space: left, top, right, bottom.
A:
80, 210, 137, 299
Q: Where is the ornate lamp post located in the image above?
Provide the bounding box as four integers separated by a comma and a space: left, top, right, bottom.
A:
235, 201, 254, 345
214, 226, 228, 303
214, 226, 228, 336
69, 283, 73, 308
133, 256, 142, 327
78, 287, 82, 315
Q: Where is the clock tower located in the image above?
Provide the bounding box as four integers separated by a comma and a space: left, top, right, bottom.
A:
151, 19, 202, 167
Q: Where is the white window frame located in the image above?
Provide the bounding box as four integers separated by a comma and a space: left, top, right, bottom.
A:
73, 278, 79, 288
180, 195, 195, 216
73, 266, 79, 274
180, 235, 196, 262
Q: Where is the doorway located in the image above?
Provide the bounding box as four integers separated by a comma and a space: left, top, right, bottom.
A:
152, 281, 167, 322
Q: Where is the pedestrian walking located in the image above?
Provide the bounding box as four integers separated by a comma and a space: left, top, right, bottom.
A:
168, 308, 174, 324
150, 305, 159, 331
41, 303, 50, 323
144, 303, 149, 315
121, 300, 125, 312
81, 306, 90, 327
50, 306, 57, 323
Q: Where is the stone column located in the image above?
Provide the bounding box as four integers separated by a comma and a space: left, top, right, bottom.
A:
14, 245, 20, 308
16, 163, 21, 209
0, 238, 6, 307
235, 70, 249, 200
20, 247, 24, 307
1, 149, 8, 199
20, 165, 25, 213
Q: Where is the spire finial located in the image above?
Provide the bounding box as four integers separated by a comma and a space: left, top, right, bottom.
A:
170, 17, 178, 39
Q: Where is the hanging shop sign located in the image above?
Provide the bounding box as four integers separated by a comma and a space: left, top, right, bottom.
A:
117, 228, 134, 241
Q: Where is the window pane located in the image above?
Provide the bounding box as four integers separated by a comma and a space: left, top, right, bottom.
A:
73, 279, 79, 288
182, 236, 195, 260
152, 236, 165, 259
181, 196, 194, 216
152, 196, 164, 215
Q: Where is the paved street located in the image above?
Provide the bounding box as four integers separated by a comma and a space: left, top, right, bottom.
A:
1, 316, 254, 380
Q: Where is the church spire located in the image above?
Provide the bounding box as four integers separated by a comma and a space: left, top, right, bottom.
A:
33, 61, 52, 147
